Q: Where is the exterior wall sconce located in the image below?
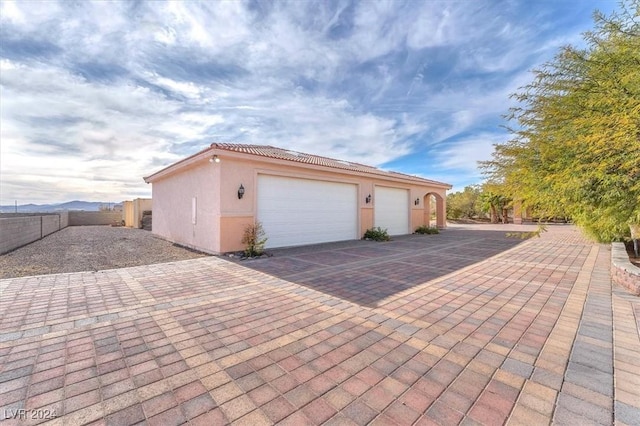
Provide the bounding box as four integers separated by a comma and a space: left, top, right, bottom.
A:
365, 194, 372, 204
415, 198, 420, 205
238, 184, 245, 199
209, 155, 220, 163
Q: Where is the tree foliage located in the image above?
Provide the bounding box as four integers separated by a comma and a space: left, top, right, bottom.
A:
479, 187, 512, 224
480, 1, 640, 242
446, 185, 482, 219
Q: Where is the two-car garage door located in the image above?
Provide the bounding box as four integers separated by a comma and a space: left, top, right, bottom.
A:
257, 175, 411, 248
257, 175, 358, 248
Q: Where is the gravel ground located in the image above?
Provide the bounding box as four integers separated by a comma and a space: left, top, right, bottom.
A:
0, 226, 209, 279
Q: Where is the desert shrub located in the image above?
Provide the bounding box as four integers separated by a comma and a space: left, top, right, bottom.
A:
242, 222, 268, 257
364, 227, 390, 241
415, 225, 439, 234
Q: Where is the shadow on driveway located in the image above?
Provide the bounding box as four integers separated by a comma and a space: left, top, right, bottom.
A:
236, 228, 528, 307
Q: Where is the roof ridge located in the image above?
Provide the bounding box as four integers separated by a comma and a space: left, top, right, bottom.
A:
204, 143, 450, 188
210, 142, 275, 149
212, 143, 377, 167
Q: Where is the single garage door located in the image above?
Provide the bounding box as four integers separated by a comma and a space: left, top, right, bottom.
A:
257, 175, 358, 248
375, 186, 409, 235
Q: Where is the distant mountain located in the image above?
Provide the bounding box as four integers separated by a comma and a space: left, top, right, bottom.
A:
0, 200, 123, 213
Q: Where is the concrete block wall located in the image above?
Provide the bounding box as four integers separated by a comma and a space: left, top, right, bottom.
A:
42, 215, 60, 236
0, 217, 42, 254
611, 242, 640, 295
68, 211, 122, 226
123, 198, 152, 228
0, 213, 68, 255
1, 211, 123, 254
123, 201, 134, 227
59, 211, 69, 228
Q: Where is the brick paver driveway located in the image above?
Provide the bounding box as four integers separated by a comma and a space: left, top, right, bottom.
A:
1, 225, 638, 425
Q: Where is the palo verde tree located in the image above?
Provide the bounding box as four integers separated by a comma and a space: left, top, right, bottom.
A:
446, 185, 482, 219
481, 1, 640, 242
478, 186, 512, 224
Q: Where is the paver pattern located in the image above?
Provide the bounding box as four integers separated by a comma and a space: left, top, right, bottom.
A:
0, 225, 638, 425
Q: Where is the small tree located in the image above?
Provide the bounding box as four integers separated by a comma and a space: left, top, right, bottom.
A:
241, 222, 268, 257
446, 185, 481, 219
478, 183, 512, 224
479, 191, 501, 223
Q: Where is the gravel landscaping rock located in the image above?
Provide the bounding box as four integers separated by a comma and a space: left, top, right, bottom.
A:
0, 225, 208, 279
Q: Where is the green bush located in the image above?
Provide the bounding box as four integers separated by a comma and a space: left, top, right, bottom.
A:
415, 225, 439, 234
241, 221, 268, 257
364, 227, 390, 241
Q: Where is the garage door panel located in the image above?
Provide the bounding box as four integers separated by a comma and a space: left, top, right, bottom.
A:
257, 175, 358, 248
374, 187, 409, 235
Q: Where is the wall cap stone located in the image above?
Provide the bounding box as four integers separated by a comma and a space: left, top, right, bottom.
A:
611, 242, 640, 295
611, 242, 640, 274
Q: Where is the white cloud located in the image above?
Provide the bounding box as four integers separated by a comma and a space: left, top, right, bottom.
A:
1, 60, 182, 203
145, 73, 204, 99
0, 0, 61, 28
432, 132, 508, 175
0, 0, 605, 204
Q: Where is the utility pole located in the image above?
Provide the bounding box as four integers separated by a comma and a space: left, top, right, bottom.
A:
15, 200, 17, 213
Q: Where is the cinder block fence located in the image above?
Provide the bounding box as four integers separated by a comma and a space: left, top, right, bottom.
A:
0, 211, 122, 255
0, 212, 68, 254
67, 211, 122, 226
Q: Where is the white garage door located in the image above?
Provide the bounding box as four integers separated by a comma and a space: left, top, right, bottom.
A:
257, 175, 358, 248
375, 186, 410, 235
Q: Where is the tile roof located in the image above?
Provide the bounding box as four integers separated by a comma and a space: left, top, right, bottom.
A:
210, 143, 451, 187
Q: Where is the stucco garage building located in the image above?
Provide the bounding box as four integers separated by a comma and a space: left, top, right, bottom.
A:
144, 143, 451, 254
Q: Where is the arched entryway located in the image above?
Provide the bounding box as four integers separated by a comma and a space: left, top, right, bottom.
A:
423, 192, 446, 228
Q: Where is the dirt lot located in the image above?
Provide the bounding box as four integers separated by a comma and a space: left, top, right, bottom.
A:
0, 226, 209, 279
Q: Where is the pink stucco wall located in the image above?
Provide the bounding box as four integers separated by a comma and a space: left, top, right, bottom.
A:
215, 156, 448, 252
147, 148, 448, 254
151, 161, 221, 253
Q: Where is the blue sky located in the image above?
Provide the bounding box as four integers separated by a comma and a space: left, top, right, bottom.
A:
0, 0, 617, 205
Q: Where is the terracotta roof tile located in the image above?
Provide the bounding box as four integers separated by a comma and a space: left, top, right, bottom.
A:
210, 143, 450, 187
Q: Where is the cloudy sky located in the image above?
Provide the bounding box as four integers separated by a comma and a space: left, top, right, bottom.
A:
0, 0, 617, 205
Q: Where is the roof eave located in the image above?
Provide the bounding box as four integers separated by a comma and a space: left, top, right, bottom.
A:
209, 145, 452, 188
143, 144, 453, 190
143, 146, 215, 183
